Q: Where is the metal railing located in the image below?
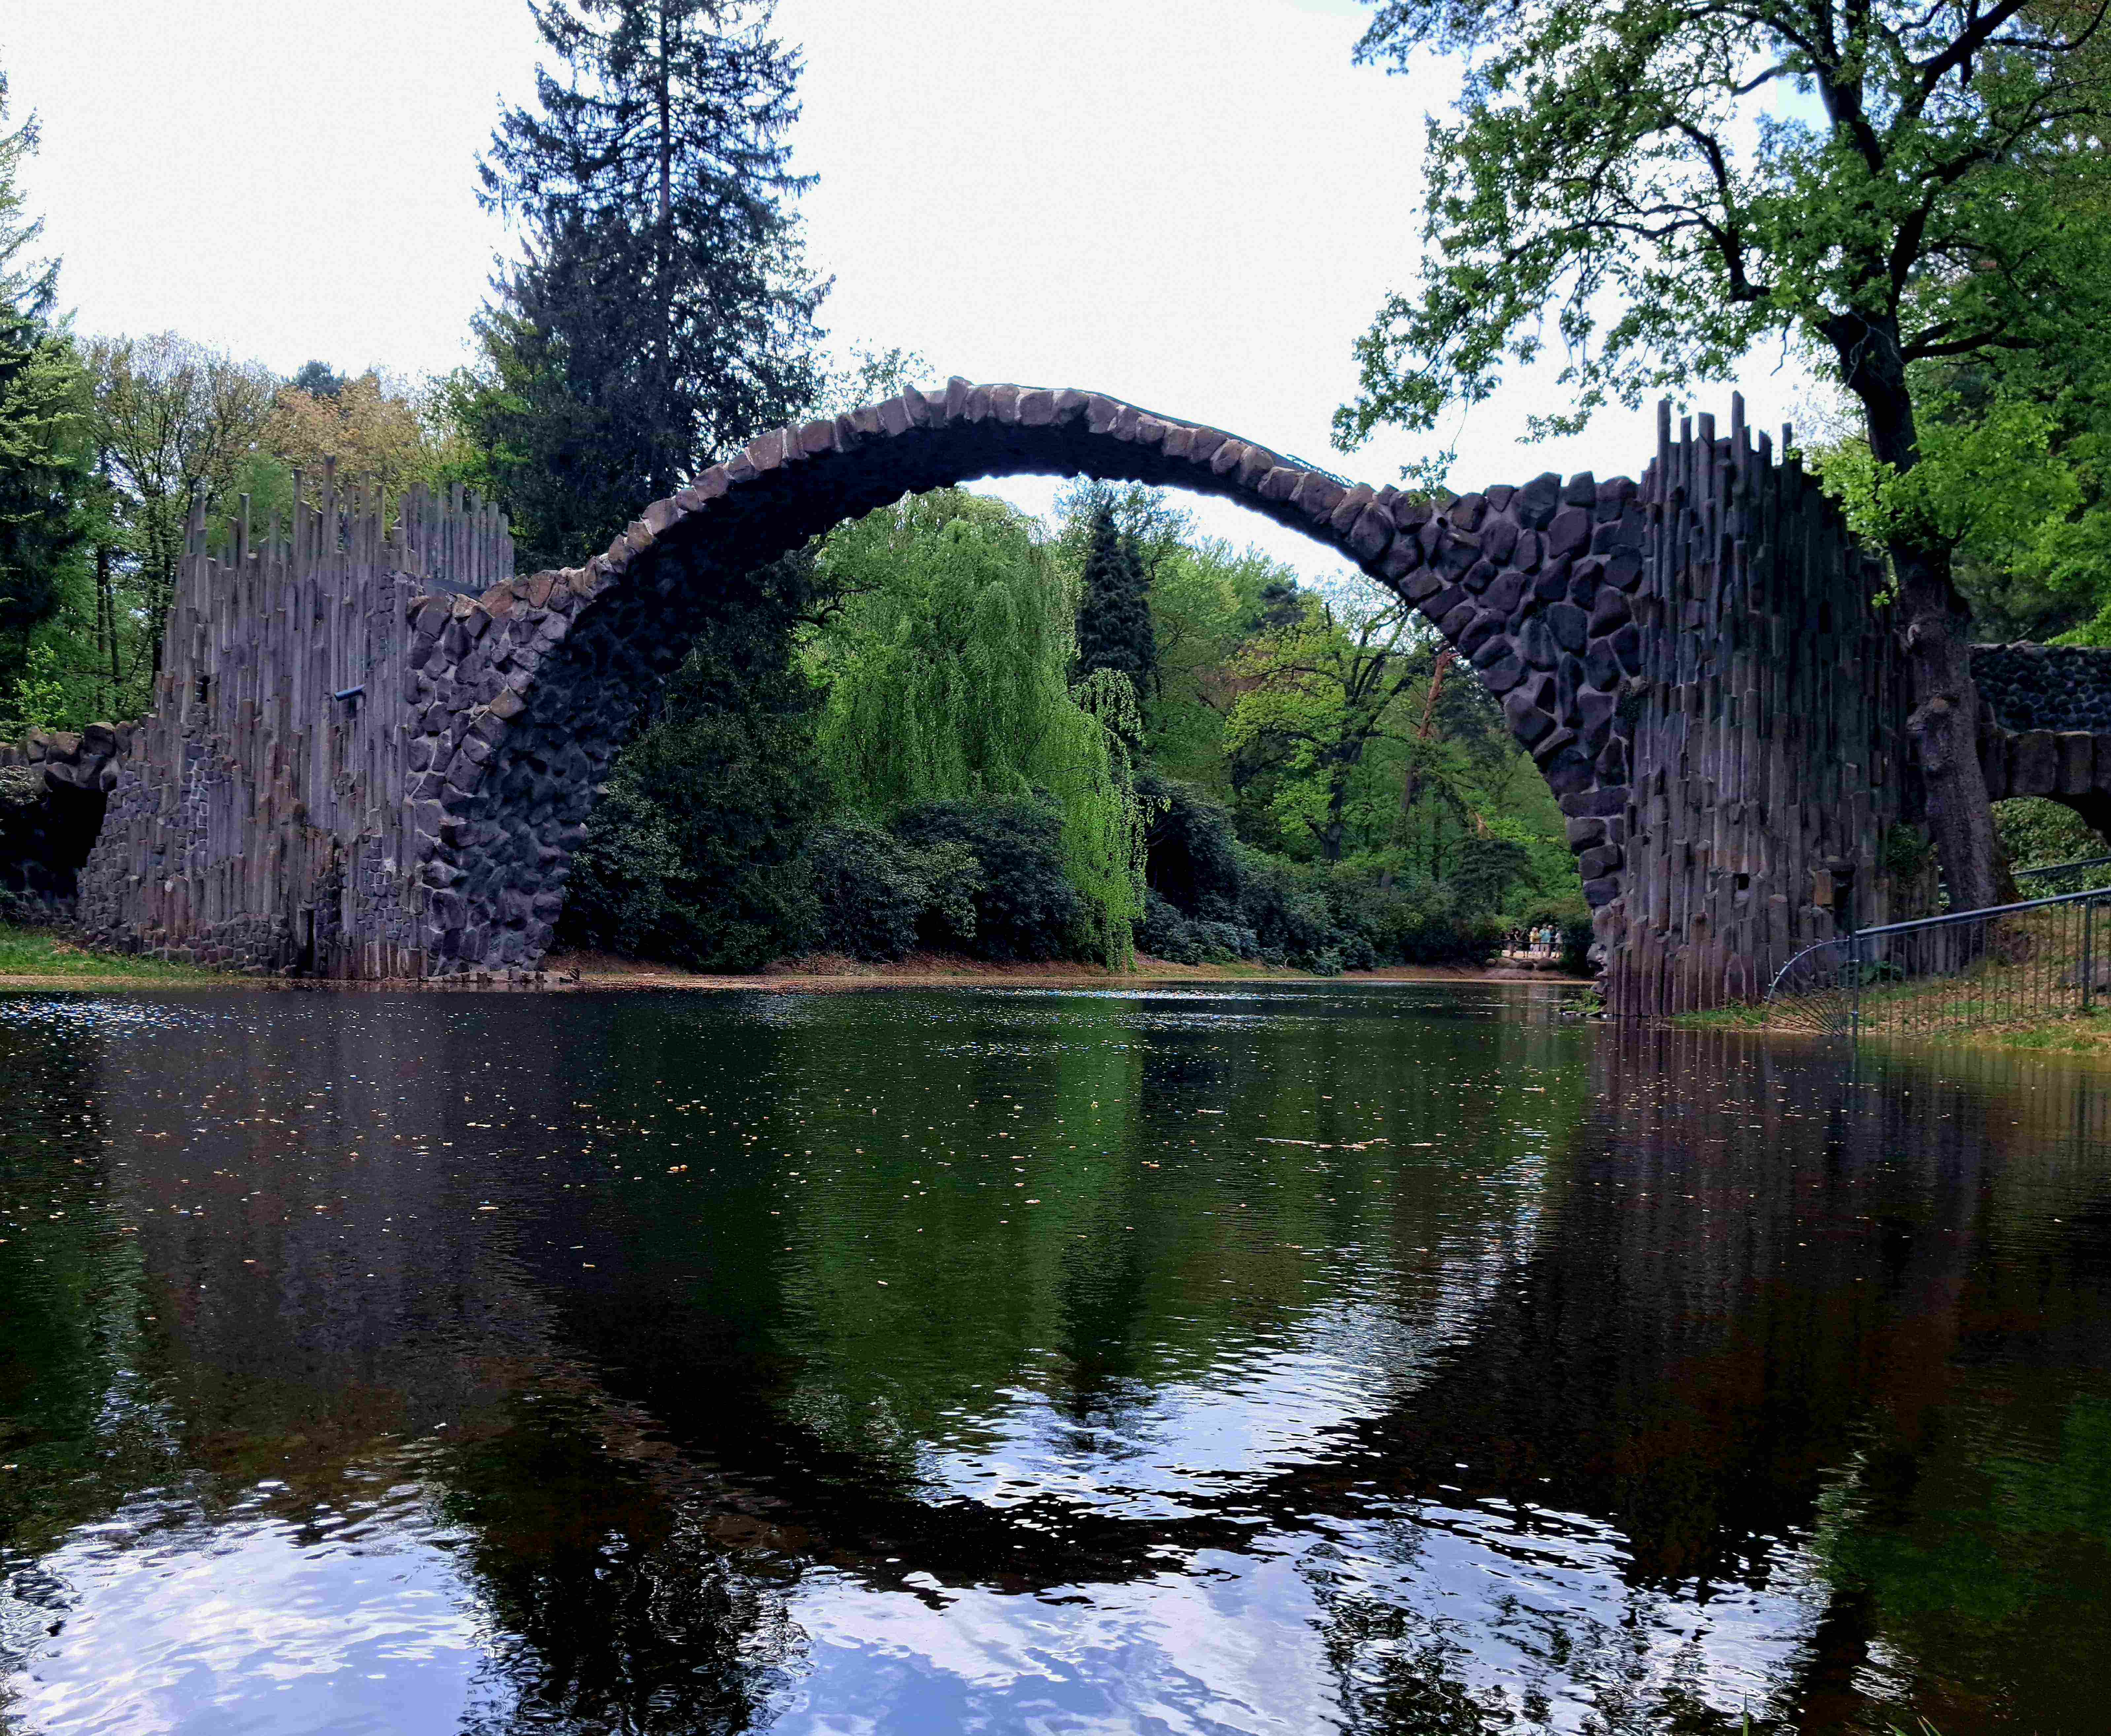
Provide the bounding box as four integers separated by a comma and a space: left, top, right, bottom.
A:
1766, 884, 2111, 1037
2012, 853, 2111, 894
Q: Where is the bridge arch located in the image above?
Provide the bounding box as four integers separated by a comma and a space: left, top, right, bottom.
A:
409, 381, 1641, 970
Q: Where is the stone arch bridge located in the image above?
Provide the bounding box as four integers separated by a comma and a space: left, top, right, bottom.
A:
6, 381, 2110, 1016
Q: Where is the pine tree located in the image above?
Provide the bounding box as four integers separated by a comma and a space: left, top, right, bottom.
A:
0, 72, 89, 691
470, 0, 827, 570
0, 325, 88, 642
1073, 501, 1156, 697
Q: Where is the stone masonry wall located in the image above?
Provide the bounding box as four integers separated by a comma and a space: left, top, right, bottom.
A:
395, 381, 1644, 974
0, 724, 133, 920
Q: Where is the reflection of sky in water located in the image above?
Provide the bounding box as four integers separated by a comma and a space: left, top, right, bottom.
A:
4, 1472, 1834, 1736
0, 995, 240, 1039
779, 1513, 1830, 1735
3, 1486, 487, 1735
918, 1272, 1524, 1521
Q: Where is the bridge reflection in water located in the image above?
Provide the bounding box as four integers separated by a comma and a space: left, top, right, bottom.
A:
1, 983, 2107, 1732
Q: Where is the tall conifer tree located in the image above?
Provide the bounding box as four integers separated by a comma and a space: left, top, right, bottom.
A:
0, 71, 89, 689
469, 0, 827, 570
1074, 501, 1156, 698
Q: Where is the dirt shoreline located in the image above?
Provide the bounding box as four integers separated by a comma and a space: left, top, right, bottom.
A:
0, 943, 1593, 994
538, 949, 1594, 993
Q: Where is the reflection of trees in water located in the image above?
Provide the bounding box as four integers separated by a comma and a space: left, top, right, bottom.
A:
745, 992, 1593, 1468
445, 1391, 805, 1736
10, 995, 2111, 1732
1300, 1029, 2111, 1733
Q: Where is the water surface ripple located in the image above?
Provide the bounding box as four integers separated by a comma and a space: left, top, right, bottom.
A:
1, 982, 2107, 1733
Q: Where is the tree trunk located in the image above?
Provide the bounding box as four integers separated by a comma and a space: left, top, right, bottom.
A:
1894, 539, 2012, 912
1829, 311, 2011, 913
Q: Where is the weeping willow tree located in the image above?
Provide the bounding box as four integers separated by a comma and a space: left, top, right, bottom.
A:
812, 490, 1148, 965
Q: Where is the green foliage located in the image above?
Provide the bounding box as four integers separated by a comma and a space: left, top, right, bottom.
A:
0, 76, 94, 708
814, 494, 1077, 809
468, 0, 826, 569
0, 922, 218, 980
1235, 853, 1501, 970
805, 815, 981, 961
0, 638, 64, 735
1139, 774, 1246, 922
1881, 821, 1939, 882
1994, 798, 2107, 879
1072, 499, 1156, 703
0, 325, 90, 648
1135, 535, 1283, 788
557, 559, 825, 970
84, 331, 277, 697
1338, 0, 2111, 459
893, 798, 1087, 962
1222, 577, 1430, 861
810, 491, 1147, 965
0, 69, 56, 322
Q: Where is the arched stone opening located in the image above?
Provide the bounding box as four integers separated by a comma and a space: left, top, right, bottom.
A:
408, 382, 1641, 971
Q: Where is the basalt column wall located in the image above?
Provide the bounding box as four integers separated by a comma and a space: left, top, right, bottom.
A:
1595, 402, 1917, 1017
74, 474, 512, 976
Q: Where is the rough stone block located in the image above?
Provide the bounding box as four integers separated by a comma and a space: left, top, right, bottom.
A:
2014, 729, 2059, 793
2058, 731, 2094, 795
1612, 622, 1643, 676
1347, 506, 1393, 562
1482, 571, 1526, 617
1548, 602, 1590, 655
1378, 537, 1425, 582
1588, 591, 1632, 636
1457, 614, 1501, 657
1504, 689, 1555, 747
1516, 472, 1561, 530
1547, 507, 1592, 561
1517, 613, 1558, 671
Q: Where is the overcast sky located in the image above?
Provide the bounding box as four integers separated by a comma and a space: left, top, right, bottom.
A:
0, 0, 1814, 580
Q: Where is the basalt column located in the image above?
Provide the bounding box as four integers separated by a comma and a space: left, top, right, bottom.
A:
1595, 401, 1917, 1017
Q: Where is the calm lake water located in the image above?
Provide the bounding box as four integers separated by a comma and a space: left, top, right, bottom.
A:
1, 982, 2108, 1735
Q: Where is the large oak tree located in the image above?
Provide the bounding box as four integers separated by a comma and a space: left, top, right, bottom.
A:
1336, 0, 2111, 911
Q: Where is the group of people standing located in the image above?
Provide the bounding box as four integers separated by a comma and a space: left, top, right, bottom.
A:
1510, 923, 1564, 959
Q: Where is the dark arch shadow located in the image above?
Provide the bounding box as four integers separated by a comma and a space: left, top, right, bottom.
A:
403, 382, 1645, 970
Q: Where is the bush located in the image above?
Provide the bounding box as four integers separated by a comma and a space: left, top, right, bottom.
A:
806, 818, 983, 961
1229, 854, 1499, 971
1140, 773, 1244, 922
891, 797, 1085, 961
1137, 890, 1254, 964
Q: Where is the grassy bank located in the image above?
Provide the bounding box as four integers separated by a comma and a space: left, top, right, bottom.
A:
0, 923, 221, 985
1674, 996, 2111, 1056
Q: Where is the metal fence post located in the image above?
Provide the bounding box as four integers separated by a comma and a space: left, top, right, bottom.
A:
2086, 896, 2097, 1016
1848, 931, 1864, 1040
